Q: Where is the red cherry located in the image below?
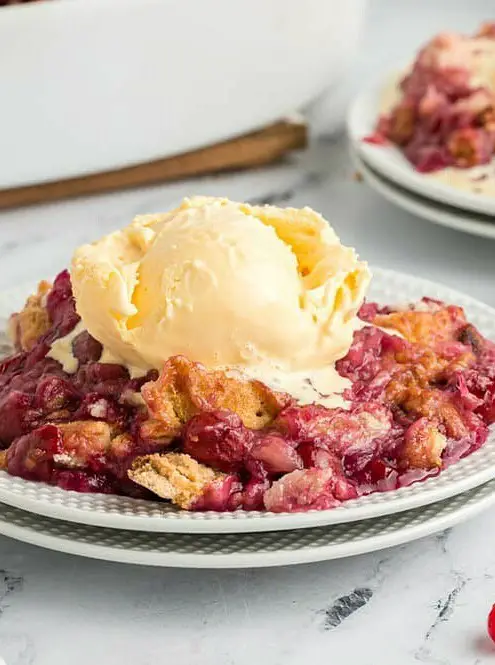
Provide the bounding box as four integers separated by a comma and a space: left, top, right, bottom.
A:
488, 603, 495, 642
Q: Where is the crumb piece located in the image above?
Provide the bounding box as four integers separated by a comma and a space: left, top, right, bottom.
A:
54, 421, 113, 466
401, 418, 447, 469
52, 452, 80, 468
387, 103, 416, 145
128, 453, 223, 509
108, 433, 135, 459
353, 170, 364, 182
9, 280, 52, 351
87, 400, 108, 419
0, 451, 6, 470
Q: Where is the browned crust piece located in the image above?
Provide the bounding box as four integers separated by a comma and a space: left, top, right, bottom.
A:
54, 421, 113, 465
9, 280, 52, 351
0, 450, 6, 470
400, 421, 447, 470
141, 355, 292, 439
52, 422, 138, 469
373, 306, 467, 347
128, 453, 222, 509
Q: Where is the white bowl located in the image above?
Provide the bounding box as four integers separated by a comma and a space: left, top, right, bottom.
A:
0, 0, 367, 188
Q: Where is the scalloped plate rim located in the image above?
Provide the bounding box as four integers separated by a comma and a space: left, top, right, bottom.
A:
0, 480, 493, 568
350, 148, 495, 240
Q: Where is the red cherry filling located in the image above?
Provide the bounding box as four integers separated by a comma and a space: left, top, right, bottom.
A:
2, 270, 495, 513
488, 604, 495, 643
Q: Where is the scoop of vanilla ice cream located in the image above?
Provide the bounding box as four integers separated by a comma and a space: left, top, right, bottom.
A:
70, 197, 370, 379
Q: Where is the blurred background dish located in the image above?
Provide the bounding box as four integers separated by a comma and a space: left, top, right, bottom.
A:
348, 75, 495, 216
0, 0, 367, 189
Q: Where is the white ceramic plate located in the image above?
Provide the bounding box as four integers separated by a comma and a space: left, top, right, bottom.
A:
2, 271, 495, 533
0, 479, 494, 568
347, 75, 495, 216
351, 148, 495, 240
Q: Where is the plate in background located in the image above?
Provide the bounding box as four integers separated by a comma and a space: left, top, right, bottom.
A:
348, 75, 495, 216
351, 147, 495, 240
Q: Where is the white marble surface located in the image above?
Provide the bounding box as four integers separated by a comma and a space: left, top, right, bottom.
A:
1, 1, 495, 663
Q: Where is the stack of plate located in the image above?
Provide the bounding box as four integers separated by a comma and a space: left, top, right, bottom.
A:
1, 273, 495, 569
347, 76, 495, 239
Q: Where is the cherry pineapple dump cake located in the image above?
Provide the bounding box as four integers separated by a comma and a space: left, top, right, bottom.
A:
369, 23, 495, 172
1, 271, 494, 513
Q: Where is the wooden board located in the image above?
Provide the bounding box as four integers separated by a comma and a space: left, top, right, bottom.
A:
0, 120, 307, 210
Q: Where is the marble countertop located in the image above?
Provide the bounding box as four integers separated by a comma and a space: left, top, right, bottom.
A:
2, 1, 495, 664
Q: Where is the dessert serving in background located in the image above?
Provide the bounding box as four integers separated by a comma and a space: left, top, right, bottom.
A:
370, 22, 495, 174
1, 197, 495, 513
